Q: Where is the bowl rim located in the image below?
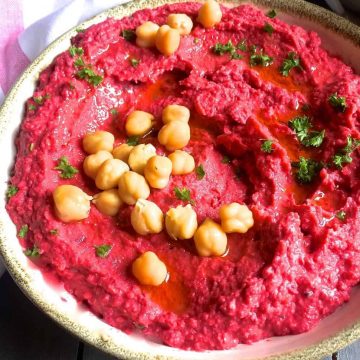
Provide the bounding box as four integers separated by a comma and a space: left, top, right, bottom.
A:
1, 0, 360, 359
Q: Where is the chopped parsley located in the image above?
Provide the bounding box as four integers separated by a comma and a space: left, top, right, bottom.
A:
76, 67, 103, 86
74, 57, 85, 67
261, 139, 274, 153
50, 229, 58, 235
280, 52, 303, 77
336, 210, 346, 221
69, 46, 84, 57
126, 136, 139, 146
174, 187, 194, 204
263, 22, 274, 35
250, 50, 273, 67
130, 58, 140, 67
110, 108, 118, 116
237, 39, 247, 52
195, 164, 205, 180
121, 29, 136, 41
95, 244, 112, 258
6, 185, 18, 200
293, 157, 323, 183
332, 136, 360, 169
33, 93, 50, 106
288, 116, 325, 147
54, 156, 78, 179
328, 93, 347, 113
18, 225, 29, 238
28, 104, 37, 111
212, 40, 242, 60
221, 155, 231, 164
24, 245, 40, 257
266, 9, 277, 18
76, 28, 85, 33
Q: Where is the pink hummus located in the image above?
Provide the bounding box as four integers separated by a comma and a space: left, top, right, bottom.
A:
6, 2, 360, 351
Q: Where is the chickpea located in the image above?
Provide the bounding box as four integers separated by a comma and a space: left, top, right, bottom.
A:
125, 110, 154, 137
95, 159, 129, 190
118, 171, 150, 205
167, 14, 193, 35
165, 204, 197, 240
197, 0, 222, 28
128, 143, 157, 174
83, 131, 114, 154
155, 25, 181, 56
219, 203, 254, 233
144, 156, 172, 189
194, 218, 227, 257
162, 104, 190, 124
93, 189, 123, 216
168, 150, 195, 175
83, 151, 113, 179
131, 199, 164, 235
112, 144, 133, 163
136, 21, 160, 48
158, 121, 190, 151
132, 251, 168, 286
53, 185, 92, 223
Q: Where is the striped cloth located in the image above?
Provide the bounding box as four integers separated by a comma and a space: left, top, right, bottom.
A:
0, 0, 129, 277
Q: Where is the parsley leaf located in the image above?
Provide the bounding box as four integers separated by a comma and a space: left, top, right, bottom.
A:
263, 22, 274, 35
237, 39, 247, 52
174, 187, 194, 204
336, 210, 346, 221
76, 67, 103, 86
50, 229, 58, 235
18, 225, 29, 238
212, 40, 241, 60
33, 94, 50, 105
328, 93, 347, 113
250, 50, 273, 67
28, 104, 37, 111
130, 58, 140, 67
288, 116, 325, 147
266, 9, 277, 18
280, 52, 303, 77
24, 245, 40, 257
95, 244, 112, 258
69, 46, 84, 57
74, 57, 85, 67
293, 157, 323, 183
121, 29, 136, 41
332, 136, 360, 168
302, 130, 325, 147
221, 155, 231, 164
54, 157, 78, 179
126, 136, 139, 146
76, 28, 85, 33
261, 139, 274, 153
6, 185, 18, 200
110, 108, 118, 116
195, 164, 205, 180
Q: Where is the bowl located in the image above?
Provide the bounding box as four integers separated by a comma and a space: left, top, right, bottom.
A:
1, 0, 360, 359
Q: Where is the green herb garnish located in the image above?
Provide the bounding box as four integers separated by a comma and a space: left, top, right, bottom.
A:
293, 157, 323, 183
126, 136, 139, 146
50, 229, 58, 235
195, 164, 205, 180
76, 67, 103, 86
110, 108, 118, 116
336, 210, 346, 221
74, 57, 85, 67
6, 185, 18, 200
263, 22, 274, 35
18, 225, 29, 238
76, 28, 85, 33
95, 244, 112, 258
174, 187, 194, 204
237, 39, 247, 52
69, 46, 84, 57
250, 50, 273, 67
130, 58, 140, 67
266, 9, 277, 18
33, 93, 50, 105
121, 29, 136, 41
212, 40, 242, 60
54, 156, 78, 179
261, 139, 274, 153
28, 104, 36, 111
328, 93, 347, 113
280, 52, 303, 77
288, 116, 325, 147
24, 245, 40, 257
332, 136, 360, 169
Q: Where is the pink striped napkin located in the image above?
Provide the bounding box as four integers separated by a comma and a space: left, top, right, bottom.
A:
0, 0, 129, 277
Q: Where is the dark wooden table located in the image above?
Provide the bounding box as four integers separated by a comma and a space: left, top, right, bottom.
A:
1, 1, 360, 359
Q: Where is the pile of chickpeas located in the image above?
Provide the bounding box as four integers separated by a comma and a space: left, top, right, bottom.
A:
52, 0, 255, 287
135, 0, 223, 56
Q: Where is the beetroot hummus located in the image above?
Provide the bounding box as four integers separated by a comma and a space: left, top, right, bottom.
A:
6, 2, 360, 351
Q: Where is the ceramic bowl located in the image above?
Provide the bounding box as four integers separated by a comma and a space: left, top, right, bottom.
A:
1, 0, 360, 359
